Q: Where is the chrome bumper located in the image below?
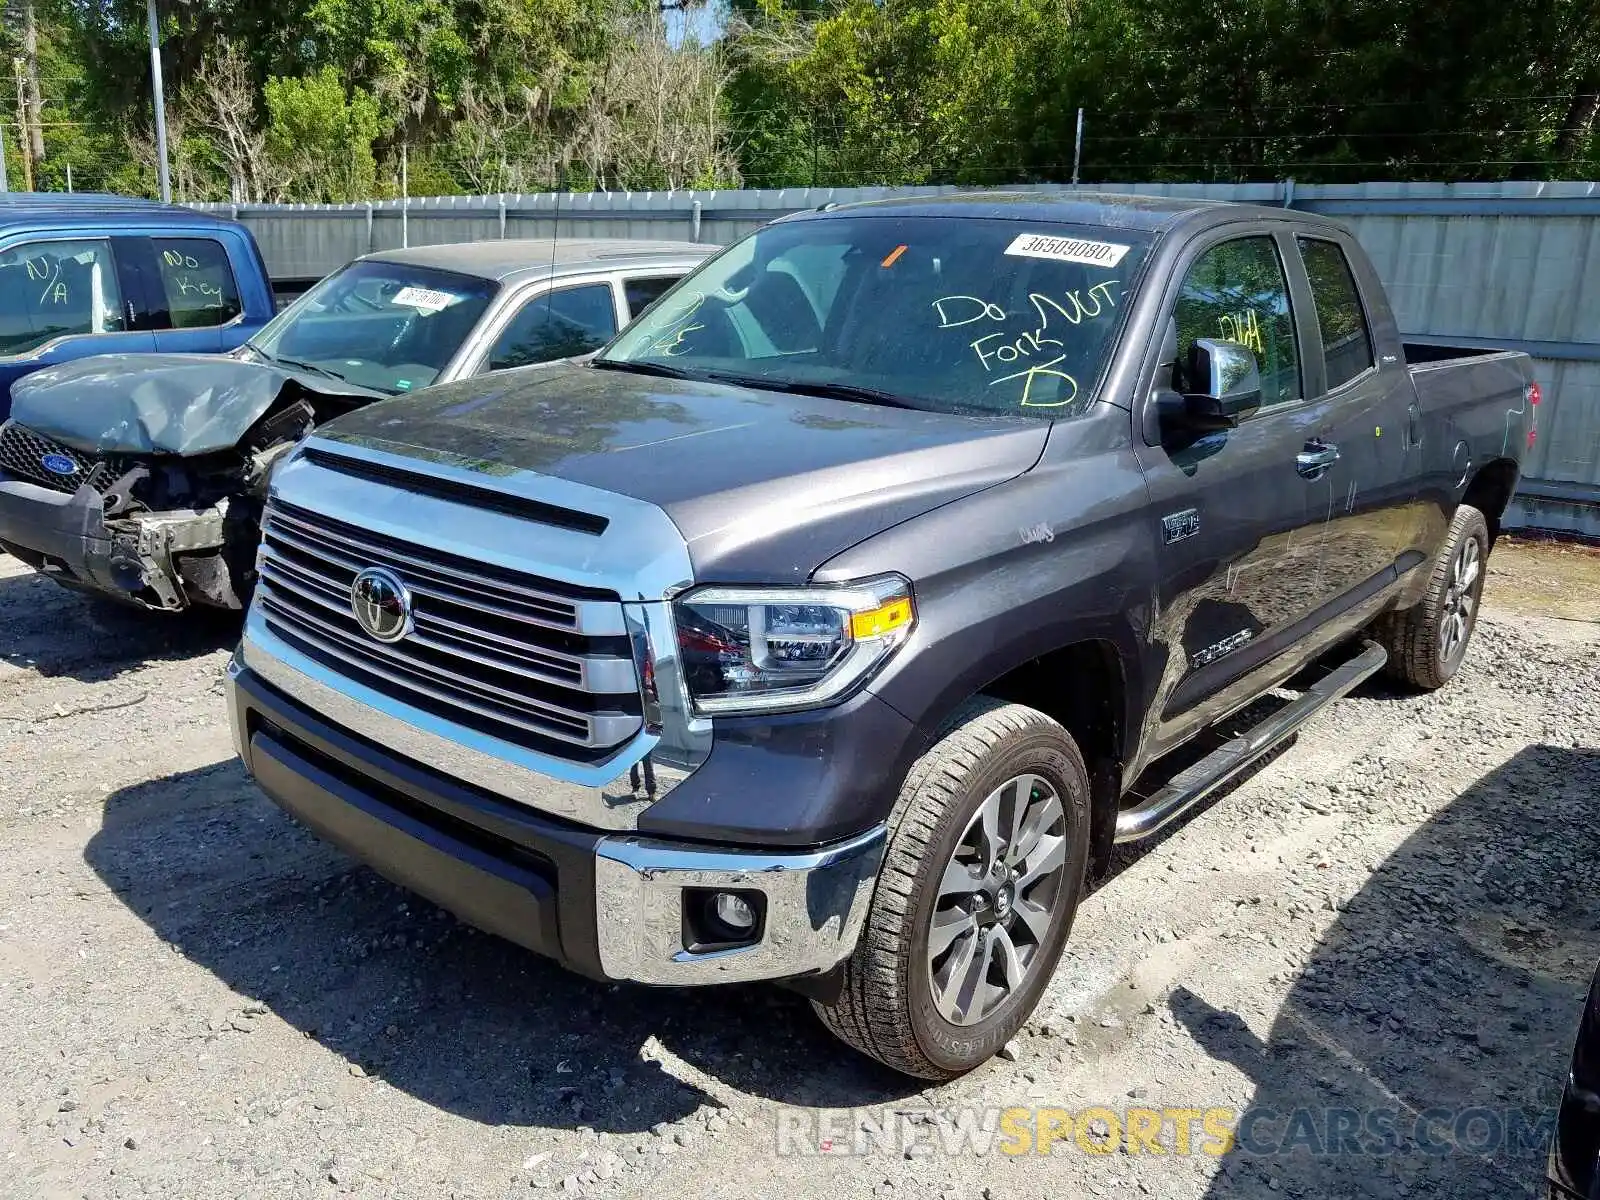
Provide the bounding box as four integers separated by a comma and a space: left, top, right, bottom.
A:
593, 826, 887, 985
230, 651, 887, 987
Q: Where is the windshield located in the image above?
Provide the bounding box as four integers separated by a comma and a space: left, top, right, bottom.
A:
599, 215, 1154, 417
246, 259, 496, 395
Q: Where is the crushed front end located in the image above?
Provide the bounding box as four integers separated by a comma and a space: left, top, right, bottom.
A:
0, 400, 312, 610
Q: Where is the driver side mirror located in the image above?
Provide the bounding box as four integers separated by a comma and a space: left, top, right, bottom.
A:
1178, 338, 1262, 430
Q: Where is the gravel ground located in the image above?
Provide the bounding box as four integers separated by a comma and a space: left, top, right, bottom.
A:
1, 545, 1597, 1200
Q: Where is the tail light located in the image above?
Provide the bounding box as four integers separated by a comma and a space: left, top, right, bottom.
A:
1526, 382, 1540, 448
1528, 382, 1542, 406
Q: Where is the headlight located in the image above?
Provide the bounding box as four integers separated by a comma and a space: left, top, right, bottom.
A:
673, 574, 915, 715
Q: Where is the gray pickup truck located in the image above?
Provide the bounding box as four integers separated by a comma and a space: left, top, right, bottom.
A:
224, 194, 1535, 1078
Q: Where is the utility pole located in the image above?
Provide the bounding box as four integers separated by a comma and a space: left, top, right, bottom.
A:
0, 123, 9, 192
147, 0, 171, 202
12, 59, 33, 190
1072, 107, 1085, 185
20, 0, 42, 168
400, 143, 409, 248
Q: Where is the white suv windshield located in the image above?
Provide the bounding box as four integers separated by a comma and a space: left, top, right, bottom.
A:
599, 215, 1154, 418
247, 260, 496, 394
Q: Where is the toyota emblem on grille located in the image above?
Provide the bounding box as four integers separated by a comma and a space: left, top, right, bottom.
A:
350, 567, 412, 643
39, 453, 78, 476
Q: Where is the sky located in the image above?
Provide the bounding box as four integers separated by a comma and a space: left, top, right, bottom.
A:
663, 0, 728, 47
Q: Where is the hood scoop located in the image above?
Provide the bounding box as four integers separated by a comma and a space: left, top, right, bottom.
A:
299, 446, 609, 535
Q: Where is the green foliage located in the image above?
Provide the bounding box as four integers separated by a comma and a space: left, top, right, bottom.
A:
8, 0, 1600, 200
263, 67, 385, 201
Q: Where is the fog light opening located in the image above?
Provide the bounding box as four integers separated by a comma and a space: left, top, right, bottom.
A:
682, 887, 766, 952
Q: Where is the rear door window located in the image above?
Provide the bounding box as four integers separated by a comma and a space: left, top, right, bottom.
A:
1298, 237, 1375, 391
152, 238, 243, 329
623, 275, 684, 319
485, 283, 619, 371
0, 238, 126, 357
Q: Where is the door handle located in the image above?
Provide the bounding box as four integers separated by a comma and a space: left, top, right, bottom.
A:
1296, 439, 1340, 478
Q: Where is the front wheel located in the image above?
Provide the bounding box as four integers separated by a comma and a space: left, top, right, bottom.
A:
1375, 503, 1490, 691
813, 699, 1090, 1079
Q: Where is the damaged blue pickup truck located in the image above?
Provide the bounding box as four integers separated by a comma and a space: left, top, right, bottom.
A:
0, 192, 274, 413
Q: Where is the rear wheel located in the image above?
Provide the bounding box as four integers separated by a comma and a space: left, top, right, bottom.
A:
1375, 503, 1490, 690
813, 699, 1090, 1079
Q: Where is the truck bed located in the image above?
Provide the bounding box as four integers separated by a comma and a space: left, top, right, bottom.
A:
1402, 340, 1536, 461
1402, 338, 1527, 367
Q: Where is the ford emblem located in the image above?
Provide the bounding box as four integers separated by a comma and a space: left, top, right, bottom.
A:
39, 452, 78, 476
350, 566, 412, 643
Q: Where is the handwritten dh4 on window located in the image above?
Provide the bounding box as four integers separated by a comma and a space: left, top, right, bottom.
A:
929, 234, 1131, 409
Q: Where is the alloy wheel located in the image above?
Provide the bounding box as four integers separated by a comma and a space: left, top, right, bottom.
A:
926, 774, 1068, 1026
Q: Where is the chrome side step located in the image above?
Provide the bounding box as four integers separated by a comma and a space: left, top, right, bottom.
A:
1114, 639, 1389, 844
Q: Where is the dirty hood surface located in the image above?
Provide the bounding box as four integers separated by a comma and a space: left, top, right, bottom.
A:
316, 362, 1049, 580
9, 353, 375, 456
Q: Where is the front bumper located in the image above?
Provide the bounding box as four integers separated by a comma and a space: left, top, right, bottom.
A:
0, 470, 230, 609
0, 473, 122, 589
227, 657, 887, 986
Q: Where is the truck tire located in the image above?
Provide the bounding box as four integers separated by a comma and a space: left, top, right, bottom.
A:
1374, 503, 1490, 691
814, 698, 1091, 1079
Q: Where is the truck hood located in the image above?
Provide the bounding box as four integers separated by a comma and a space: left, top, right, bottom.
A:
316, 363, 1048, 580
9, 352, 379, 456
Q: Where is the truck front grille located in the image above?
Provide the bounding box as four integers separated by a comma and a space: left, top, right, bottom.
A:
256, 499, 644, 763
0, 422, 111, 495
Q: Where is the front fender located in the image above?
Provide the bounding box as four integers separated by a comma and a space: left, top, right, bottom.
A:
815, 412, 1156, 764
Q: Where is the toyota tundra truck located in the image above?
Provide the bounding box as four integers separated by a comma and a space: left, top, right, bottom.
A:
225, 193, 1535, 1079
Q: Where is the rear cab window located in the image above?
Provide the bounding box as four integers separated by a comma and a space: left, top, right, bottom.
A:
0, 238, 126, 357
1298, 237, 1375, 390
152, 238, 243, 329
600, 216, 1156, 418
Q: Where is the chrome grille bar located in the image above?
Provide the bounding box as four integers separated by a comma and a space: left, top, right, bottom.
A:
265, 504, 626, 636
256, 500, 643, 756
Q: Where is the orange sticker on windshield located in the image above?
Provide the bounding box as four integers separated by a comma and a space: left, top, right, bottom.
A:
880, 244, 908, 268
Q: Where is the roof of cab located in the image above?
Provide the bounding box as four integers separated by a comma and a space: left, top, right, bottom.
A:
367, 238, 717, 283
0, 191, 252, 233
799, 190, 1338, 235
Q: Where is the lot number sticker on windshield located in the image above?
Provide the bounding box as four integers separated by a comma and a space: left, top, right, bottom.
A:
1004, 233, 1131, 268
391, 286, 458, 312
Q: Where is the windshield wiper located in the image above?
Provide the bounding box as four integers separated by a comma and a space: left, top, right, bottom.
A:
593, 359, 923, 411
273, 356, 351, 384
589, 358, 702, 381
704, 374, 924, 411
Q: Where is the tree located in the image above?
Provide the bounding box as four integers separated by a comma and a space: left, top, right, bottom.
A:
569, 9, 737, 190
263, 67, 385, 201
179, 40, 266, 201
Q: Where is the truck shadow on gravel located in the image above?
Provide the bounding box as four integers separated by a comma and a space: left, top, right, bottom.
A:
83, 761, 927, 1139
1172, 742, 1600, 1200
0, 571, 240, 682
